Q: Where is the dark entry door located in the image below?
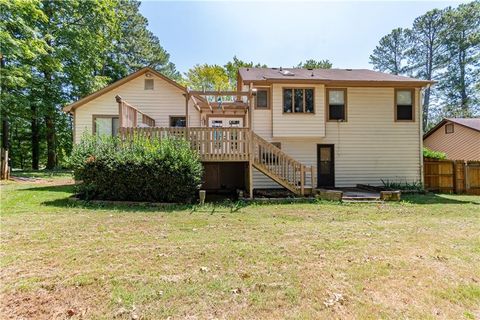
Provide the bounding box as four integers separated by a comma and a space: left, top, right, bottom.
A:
317, 144, 334, 188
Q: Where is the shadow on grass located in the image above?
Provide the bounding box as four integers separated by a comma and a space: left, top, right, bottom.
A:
22, 184, 251, 213
21, 184, 75, 193
401, 193, 480, 205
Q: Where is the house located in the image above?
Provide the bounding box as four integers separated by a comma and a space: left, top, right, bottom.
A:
64, 66, 433, 197
423, 118, 480, 161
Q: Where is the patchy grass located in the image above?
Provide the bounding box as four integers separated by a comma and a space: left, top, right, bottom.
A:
0, 172, 479, 319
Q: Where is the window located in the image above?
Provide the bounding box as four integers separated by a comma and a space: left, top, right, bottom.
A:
283, 88, 314, 113
327, 89, 347, 121
255, 89, 269, 109
93, 116, 119, 136
170, 116, 186, 127
144, 79, 154, 90
445, 123, 454, 134
395, 89, 414, 121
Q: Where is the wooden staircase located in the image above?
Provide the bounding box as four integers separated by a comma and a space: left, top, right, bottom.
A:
120, 126, 314, 196
251, 132, 314, 195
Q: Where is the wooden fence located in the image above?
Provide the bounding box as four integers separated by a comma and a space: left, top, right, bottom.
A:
424, 159, 480, 195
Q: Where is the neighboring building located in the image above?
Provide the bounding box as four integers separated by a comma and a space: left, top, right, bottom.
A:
64, 66, 432, 197
424, 118, 480, 161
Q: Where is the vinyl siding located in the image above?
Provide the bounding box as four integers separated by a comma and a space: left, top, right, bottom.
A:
253, 87, 422, 188
74, 74, 200, 143
272, 83, 325, 138
424, 122, 480, 161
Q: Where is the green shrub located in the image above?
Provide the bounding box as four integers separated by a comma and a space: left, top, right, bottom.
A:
423, 147, 446, 160
381, 179, 423, 191
69, 134, 203, 203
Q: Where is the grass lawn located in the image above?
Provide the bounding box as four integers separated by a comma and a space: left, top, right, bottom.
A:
1, 172, 479, 319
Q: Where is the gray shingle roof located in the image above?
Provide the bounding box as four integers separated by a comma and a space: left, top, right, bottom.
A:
239, 67, 433, 85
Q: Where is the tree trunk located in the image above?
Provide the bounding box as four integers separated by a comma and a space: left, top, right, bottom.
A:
458, 49, 468, 112
43, 69, 57, 169
45, 112, 56, 169
31, 104, 40, 170
422, 87, 431, 130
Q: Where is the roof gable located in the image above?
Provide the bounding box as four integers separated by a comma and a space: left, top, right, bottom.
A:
63, 67, 186, 113
424, 118, 480, 139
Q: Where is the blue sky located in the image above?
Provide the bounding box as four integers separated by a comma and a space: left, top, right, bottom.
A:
140, 1, 466, 74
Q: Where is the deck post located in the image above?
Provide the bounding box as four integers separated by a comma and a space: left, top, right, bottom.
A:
248, 86, 254, 199
116, 95, 123, 128
310, 166, 314, 192
185, 90, 190, 139
300, 165, 305, 196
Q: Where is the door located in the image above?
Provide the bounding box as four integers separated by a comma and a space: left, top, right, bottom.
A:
317, 144, 334, 188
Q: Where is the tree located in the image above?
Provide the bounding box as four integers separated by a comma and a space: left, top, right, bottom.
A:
439, 1, 480, 117
1, 0, 180, 169
370, 28, 411, 75
184, 64, 230, 91
0, 0, 49, 169
100, 0, 180, 84
297, 59, 332, 69
370, 1, 480, 131
224, 56, 267, 89
407, 8, 447, 129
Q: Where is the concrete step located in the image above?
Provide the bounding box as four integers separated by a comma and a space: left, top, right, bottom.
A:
342, 196, 381, 201
343, 199, 383, 203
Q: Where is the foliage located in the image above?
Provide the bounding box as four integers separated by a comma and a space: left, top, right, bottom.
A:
69, 134, 203, 203
423, 147, 447, 160
438, 1, 480, 118
184, 56, 333, 92
370, 2, 480, 129
370, 28, 410, 75
381, 179, 424, 191
224, 56, 267, 88
407, 8, 446, 129
297, 59, 332, 69
0, 0, 179, 170
183, 64, 230, 91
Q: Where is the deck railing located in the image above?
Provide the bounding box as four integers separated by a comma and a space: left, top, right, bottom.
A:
118, 99, 156, 127
119, 127, 315, 195
119, 127, 250, 161
251, 132, 315, 194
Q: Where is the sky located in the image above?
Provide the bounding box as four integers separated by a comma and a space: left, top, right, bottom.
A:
140, 1, 467, 74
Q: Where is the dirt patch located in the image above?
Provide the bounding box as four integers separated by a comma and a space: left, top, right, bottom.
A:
0, 287, 104, 320
10, 176, 74, 186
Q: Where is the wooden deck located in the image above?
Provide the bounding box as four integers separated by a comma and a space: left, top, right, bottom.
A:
120, 127, 250, 161
120, 127, 316, 196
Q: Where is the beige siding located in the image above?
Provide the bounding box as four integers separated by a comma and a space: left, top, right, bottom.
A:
74, 74, 199, 143
253, 87, 422, 188
272, 83, 325, 138
424, 122, 480, 161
